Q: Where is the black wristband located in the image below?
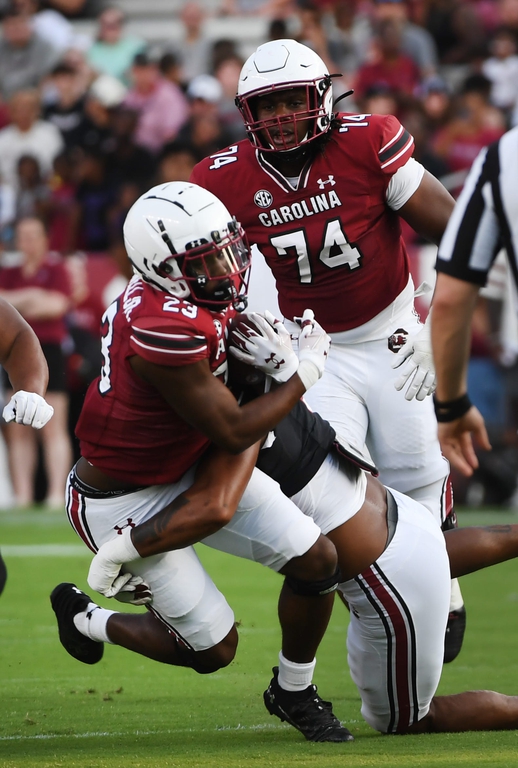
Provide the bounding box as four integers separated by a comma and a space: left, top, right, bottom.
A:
433, 393, 472, 422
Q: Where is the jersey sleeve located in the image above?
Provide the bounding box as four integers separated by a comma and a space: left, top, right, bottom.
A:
376, 114, 415, 176
129, 315, 210, 367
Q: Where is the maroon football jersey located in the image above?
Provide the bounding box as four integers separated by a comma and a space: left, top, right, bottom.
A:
76, 275, 234, 485
191, 113, 414, 332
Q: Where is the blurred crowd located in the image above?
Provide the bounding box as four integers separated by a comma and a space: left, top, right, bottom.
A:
0, 0, 518, 508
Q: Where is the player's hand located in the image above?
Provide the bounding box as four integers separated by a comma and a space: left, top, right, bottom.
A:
296, 309, 331, 391
87, 528, 152, 605
437, 406, 492, 477
2, 391, 54, 429
392, 319, 436, 401
229, 311, 299, 383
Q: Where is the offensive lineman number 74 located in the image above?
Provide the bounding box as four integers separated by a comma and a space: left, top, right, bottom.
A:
270, 219, 363, 284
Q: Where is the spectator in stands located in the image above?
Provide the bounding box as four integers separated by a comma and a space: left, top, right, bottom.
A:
481, 26, 518, 125
213, 53, 247, 142
371, 0, 439, 78
46, 150, 77, 254
218, 0, 295, 17
76, 73, 125, 152
41, 0, 106, 20
16, 0, 91, 54
42, 62, 90, 149
176, 1, 211, 86
433, 73, 506, 191
69, 147, 116, 254
0, 175, 15, 248
326, 0, 371, 80
177, 74, 233, 157
104, 104, 157, 192
497, 0, 518, 41
159, 51, 183, 88
87, 7, 145, 85
423, 0, 487, 66
358, 82, 399, 116
419, 75, 454, 142
402, 106, 449, 180
15, 155, 51, 221
123, 51, 189, 154
0, 8, 60, 100
0, 217, 72, 509
353, 16, 421, 108
295, 0, 337, 75
0, 89, 64, 189
155, 141, 200, 184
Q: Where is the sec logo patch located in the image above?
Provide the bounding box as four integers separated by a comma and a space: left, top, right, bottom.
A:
254, 190, 273, 208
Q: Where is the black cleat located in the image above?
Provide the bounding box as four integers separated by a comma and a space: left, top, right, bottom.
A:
443, 605, 467, 663
50, 582, 104, 665
263, 666, 354, 742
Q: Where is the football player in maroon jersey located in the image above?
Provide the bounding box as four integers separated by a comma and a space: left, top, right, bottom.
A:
189, 38, 466, 663
57, 305, 518, 738
49, 181, 356, 743
0, 296, 54, 593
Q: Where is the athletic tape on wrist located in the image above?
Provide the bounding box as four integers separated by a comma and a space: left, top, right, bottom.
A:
296, 360, 321, 391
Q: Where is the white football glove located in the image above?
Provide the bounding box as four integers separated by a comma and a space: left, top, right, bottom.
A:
392, 313, 436, 401
87, 527, 152, 606
2, 391, 54, 429
229, 311, 299, 383
296, 309, 331, 391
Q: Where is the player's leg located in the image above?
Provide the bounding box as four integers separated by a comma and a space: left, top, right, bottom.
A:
53, 472, 240, 671
355, 321, 466, 664
396, 513, 518, 730
341, 490, 451, 734
202, 467, 352, 742
445, 523, 518, 577
51, 552, 239, 672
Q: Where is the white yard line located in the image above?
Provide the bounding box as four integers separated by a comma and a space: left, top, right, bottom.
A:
1, 545, 89, 557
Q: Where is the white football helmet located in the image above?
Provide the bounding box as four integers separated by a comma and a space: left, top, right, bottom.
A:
123, 182, 250, 310
236, 39, 335, 153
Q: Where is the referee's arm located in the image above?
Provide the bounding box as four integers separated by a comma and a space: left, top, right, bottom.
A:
432, 146, 497, 475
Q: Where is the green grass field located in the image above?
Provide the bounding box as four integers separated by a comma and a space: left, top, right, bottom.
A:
2, 507, 518, 768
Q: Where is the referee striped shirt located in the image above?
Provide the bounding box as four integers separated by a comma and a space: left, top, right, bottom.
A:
436, 125, 518, 289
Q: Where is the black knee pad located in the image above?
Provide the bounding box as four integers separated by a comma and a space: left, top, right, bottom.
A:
285, 566, 342, 597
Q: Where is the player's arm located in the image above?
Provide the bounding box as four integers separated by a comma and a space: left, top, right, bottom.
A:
131, 353, 306, 454
87, 441, 262, 602
131, 442, 261, 555
398, 170, 455, 245
131, 309, 328, 453
0, 297, 54, 429
431, 272, 491, 476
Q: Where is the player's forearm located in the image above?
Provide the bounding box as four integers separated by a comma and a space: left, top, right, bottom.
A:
212, 375, 307, 453
0, 320, 49, 395
431, 275, 479, 401
130, 443, 261, 556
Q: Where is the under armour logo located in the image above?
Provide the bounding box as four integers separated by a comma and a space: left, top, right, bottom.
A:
114, 518, 136, 534
265, 353, 285, 370
317, 175, 335, 189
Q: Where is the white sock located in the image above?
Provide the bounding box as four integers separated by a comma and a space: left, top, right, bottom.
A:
277, 650, 316, 692
73, 602, 115, 644
449, 578, 464, 612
